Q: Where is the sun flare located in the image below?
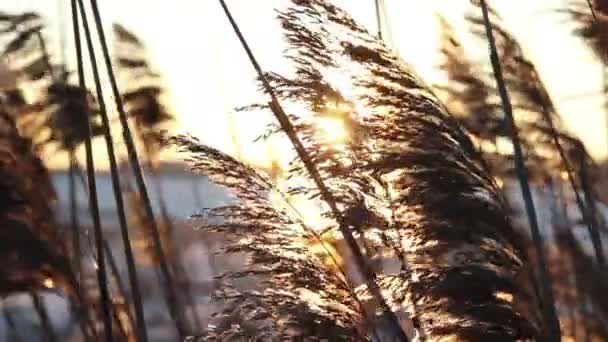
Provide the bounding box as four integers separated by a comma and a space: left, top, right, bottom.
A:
43, 278, 55, 289
316, 116, 348, 144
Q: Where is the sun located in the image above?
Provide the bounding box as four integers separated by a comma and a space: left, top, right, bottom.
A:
43, 278, 55, 289
316, 116, 348, 144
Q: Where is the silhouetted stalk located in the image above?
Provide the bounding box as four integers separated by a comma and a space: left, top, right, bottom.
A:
128, 159, 192, 334
479, 1, 561, 340
549, 180, 578, 338
578, 0, 608, 152
67, 166, 102, 342
155, 178, 200, 333
537, 100, 605, 268
73, 0, 133, 340
557, 216, 593, 341
68, 153, 84, 282
86, 241, 130, 340
36, 20, 94, 321
218, 1, 408, 340
51, 235, 96, 341
137, 134, 199, 333
67, 154, 96, 342
521, 4, 607, 268
35, 16, 84, 284
374, 0, 383, 40
86, 1, 187, 337
577, 145, 606, 266
557, 184, 591, 342
71, 293, 98, 342
586, 0, 599, 20
104, 239, 136, 340
30, 293, 57, 342
161, 205, 201, 333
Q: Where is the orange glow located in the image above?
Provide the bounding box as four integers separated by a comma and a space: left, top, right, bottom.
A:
495, 291, 513, 302
43, 278, 55, 289
316, 117, 348, 144
10, 0, 601, 171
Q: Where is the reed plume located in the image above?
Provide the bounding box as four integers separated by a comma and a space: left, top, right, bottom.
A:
178, 0, 545, 340
113, 23, 174, 162
0, 108, 72, 295
566, 0, 608, 63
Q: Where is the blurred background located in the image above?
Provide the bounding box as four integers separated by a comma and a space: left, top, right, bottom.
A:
0, 0, 607, 341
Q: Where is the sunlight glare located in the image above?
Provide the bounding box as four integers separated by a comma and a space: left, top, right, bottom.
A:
494, 291, 514, 303
43, 278, 55, 289
316, 117, 348, 144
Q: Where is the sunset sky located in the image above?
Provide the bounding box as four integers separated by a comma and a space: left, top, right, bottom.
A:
4, 0, 607, 168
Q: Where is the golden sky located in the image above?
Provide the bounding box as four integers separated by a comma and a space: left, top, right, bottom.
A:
6, 0, 608, 167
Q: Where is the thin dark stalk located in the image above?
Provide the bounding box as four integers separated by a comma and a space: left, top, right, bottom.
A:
537, 103, 605, 268
86, 1, 188, 337
30, 293, 57, 342
374, 0, 383, 40
67, 164, 104, 342
218, 1, 408, 340
103, 239, 136, 337
83, 235, 131, 340
161, 208, 201, 333
138, 134, 199, 333
155, 178, 201, 333
479, 1, 561, 340
547, 180, 574, 337
128, 162, 192, 336
73, 0, 142, 340
561, 159, 605, 269
578, 146, 606, 266
68, 153, 95, 342
68, 152, 83, 283
557, 183, 590, 342
559, 224, 592, 341
58, 247, 99, 342
526, 1, 606, 268
586, 0, 598, 21
583, 0, 608, 153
